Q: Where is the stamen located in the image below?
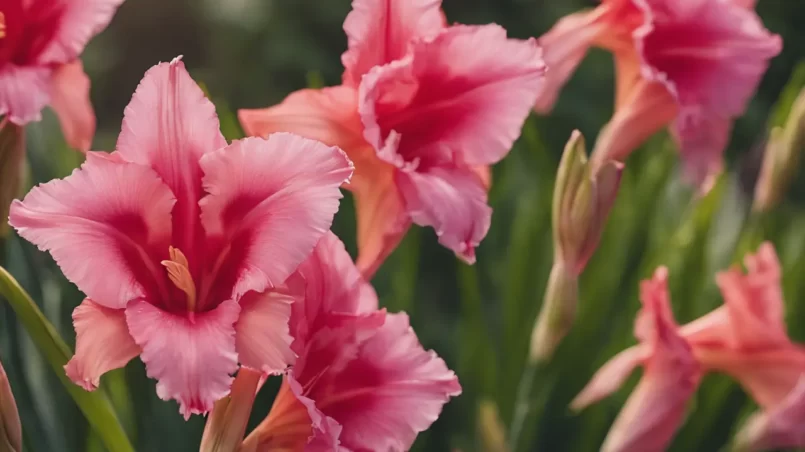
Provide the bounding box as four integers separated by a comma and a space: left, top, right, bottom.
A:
161, 247, 197, 312
0, 13, 6, 39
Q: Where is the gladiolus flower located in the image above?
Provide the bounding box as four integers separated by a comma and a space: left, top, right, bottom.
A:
536, 0, 781, 187
0, 0, 124, 151
574, 243, 805, 450
8, 57, 353, 418
239, 0, 546, 277
241, 233, 461, 451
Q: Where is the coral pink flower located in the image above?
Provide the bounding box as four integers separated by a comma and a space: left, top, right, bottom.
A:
0, 0, 124, 151
733, 376, 805, 452
572, 268, 700, 452
241, 233, 461, 451
574, 244, 805, 450
239, 0, 546, 277
8, 58, 353, 418
536, 0, 781, 186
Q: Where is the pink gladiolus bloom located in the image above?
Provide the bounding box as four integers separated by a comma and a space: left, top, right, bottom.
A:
733, 376, 805, 452
0, 0, 124, 151
242, 233, 461, 451
572, 268, 700, 452
8, 57, 353, 418
536, 0, 781, 187
574, 243, 805, 450
239, 0, 546, 277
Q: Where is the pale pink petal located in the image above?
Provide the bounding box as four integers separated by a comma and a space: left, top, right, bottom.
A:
397, 167, 491, 263
320, 313, 461, 451
535, 7, 608, 113
341, 0, 445, 86
238, 86, 366, 152
600, 267, 700, 452
672, 108, 730, 188
116, 57, 227, 266
36, 0, 125, 64
296, 232, 379, 319
570, 346, 646, 410
235, 290, 295, 375
49, 61, 95, 152
125, 299, 240, 419
286, 376, 344, 451
198, 134, 353, 305
64, 299, 140, 391
0, 64, 51, 125
359, 24, 546, 167
9, 153, 175, 309
733, 376, 805, 452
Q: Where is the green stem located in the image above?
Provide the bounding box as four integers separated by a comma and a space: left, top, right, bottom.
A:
507, 359, 542, 452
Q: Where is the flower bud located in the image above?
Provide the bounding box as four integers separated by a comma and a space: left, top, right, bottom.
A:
0, 360, 21, 452
0, 119, 25, 239
199, 368, 262, 452
529, 262, 578, 363
753, 86, 805, 213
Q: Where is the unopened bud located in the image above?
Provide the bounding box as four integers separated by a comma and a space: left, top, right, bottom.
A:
754, 86, 805, 213
529, 262, 578, 363
0, 119, 25, 239
554, 130, 623, 274
0, 360, 21, 452
477, 399, 509, 452
200, 368, 262, 452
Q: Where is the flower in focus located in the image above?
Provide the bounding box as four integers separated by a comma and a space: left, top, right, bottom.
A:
573, 243, 805, 450
8, 57, 353, 418
536, 0, 782, 188
0, 359, 21, 452
239, 0, 546, 277
242, 232, 461, 451
0, 0, 124, 151
529, 130, 621, 362
573, 268, 700, 452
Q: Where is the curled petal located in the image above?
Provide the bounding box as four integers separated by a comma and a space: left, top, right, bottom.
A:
397, 167, 491, 264
359, 24, 546, 167
125, 299, 240, 419
49, 61, 95, 152
341, 0, 445, 86
9, 154, 175, 309
235, 290, 295, 375
64, 299, 139, 391
198, 134, 353, 305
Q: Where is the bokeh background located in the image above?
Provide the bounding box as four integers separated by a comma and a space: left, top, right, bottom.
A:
3, 0, 805, 451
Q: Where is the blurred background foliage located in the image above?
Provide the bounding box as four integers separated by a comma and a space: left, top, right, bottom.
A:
2, 0, 805, 451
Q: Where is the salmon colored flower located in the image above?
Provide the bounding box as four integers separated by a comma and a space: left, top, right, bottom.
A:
242, 233, 461, 451
8, 57, 353, 418
572, 268, 700, 452
239, 0, 546, 277
0, 0, 124, 151
536, 0, 781, 187
0, 359, 21, 452
574, 243, 805, 450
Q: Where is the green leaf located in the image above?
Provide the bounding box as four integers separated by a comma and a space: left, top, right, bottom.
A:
0, 266, 134, 452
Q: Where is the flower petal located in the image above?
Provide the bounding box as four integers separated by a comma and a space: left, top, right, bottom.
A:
341, 0, 445, 86
49, 61, 95, 152
534, 7, 607, 113
319, 313, 461, 451
359, 24, 546, 167
235, 290, 295, 375
125, 299, 240, 419
570, 346, 646, 411
733, 376, 805, 452
238, 86, 366, 153
9, 153, 175, 309
672, 109, 730, 188
116, 57, 227, 268
600, 267, 700, 452
64, 299, 140, 391
397, 167, 491, 263
36, 0, 125, 64
198, 134, 353, 306
0, 64, 51, 125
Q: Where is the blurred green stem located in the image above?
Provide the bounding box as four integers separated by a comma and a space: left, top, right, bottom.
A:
507, 359, 543, 452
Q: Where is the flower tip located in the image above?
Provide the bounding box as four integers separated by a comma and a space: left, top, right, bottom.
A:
170, 55, 184, 66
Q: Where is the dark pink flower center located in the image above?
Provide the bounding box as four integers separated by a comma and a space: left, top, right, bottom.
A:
0, 0, 65, 66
